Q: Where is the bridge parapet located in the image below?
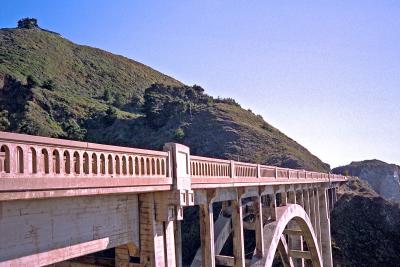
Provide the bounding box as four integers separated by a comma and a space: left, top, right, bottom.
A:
0, 131, 347, 200
189, 155, 346, 188
0, 131, 172, 200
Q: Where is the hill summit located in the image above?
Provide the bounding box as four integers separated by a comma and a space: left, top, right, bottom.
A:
0, 19, 329, 171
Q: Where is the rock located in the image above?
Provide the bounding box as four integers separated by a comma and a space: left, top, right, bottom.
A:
333, 159, 400, 203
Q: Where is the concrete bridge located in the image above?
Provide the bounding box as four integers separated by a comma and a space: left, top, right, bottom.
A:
0, 131, 346, 267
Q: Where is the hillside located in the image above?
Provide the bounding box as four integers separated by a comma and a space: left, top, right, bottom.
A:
0, 22, 329, 171
331, 177, 400, 266
333, 160, 400, 202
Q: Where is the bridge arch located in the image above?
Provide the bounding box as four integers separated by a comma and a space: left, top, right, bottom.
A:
250, 204, 322, 267
122, 156, 127, 175
99, 154, 105, 174
115, 155, 121, 175
128, 156, 134, 175
52, 149, 61, 174
92, 153, 98, 174
16, 146, 24, 173
29, 147, 37, 174
63, 150, 71, 174
41, 148, 50, 174
0, 145, 10, 173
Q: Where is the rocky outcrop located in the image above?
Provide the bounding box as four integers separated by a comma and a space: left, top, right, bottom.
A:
331, 177, 400, 266
333, 160, 400, 203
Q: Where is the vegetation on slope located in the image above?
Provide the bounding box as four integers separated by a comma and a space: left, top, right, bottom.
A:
0, 22, 329, 171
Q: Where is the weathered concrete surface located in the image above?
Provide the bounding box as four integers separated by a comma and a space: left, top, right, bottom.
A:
0, 194, 139, 266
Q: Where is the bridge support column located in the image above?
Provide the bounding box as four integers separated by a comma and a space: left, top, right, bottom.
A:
200, 199, 215, 267
314, 189, 322, 253
115, 244, 138, 267
287, 188, 304, 267
319, 188, 333, 267
139, 193, 167, 266
303, 189, 311, 217
174, 220, 183, 267
280, 190, 288, 206
232, 192, 245, 267
164, 220, 177, 267
254, 194, 265, 257
309, 188, 317, 232
288, 189, 296, 204
287, 224, 305, 267
270, 192, 277, 220
115, 245, 130, 267
333, 187, 338, 203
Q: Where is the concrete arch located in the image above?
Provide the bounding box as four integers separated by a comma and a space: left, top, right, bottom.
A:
156, 158, 161, 175
122, 156, 127, 175
16, 146, 24, 173
41, 148, 50, 174
115, 155, 121, 175
92, 153, 98, 174
63, 150, 71, 174
52, 149, 61, 174
250, 204, 322, 267
29, 147, 37, 174
151, 158, 155, 175
128, 156, 134, 175
161, 159, 166, 175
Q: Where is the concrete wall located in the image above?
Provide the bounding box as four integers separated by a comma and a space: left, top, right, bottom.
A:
0, 194, 139, 264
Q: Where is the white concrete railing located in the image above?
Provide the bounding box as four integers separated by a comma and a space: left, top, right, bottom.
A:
0, 131, 169, 179
0, 131, 346, 185
190, 155, 231, 178
190, 155, 345, 181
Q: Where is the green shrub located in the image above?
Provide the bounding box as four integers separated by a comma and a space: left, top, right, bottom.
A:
42, 79, 56, 91
0, 110, 10, 130
174, 128, 185, 140
113, 93, 125, 108
27, 75, 39, 88
103, 106, 118, 125
63, 119, 86, 140
17, 18, 38, 29
103, 89, 113, 102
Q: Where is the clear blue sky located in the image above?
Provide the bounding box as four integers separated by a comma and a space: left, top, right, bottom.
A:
2, 1, 400, 168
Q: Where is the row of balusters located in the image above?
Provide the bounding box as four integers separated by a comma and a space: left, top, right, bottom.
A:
0, 143, 341, 180
190, 160, 333, 180
0, 144, 167, 177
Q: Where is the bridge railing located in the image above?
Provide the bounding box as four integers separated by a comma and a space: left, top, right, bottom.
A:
189, 155, 346, 184
0, 131, 170, 180
190, 155, 231, 178
0, 131, 346, 194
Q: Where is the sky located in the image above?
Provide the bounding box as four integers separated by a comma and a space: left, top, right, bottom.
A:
1, 1, 400, 168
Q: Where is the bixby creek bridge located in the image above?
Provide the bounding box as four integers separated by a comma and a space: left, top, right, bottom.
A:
0, 131, 346, 267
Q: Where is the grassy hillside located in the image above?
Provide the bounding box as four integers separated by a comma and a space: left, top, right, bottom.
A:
0, 23, 329, 171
